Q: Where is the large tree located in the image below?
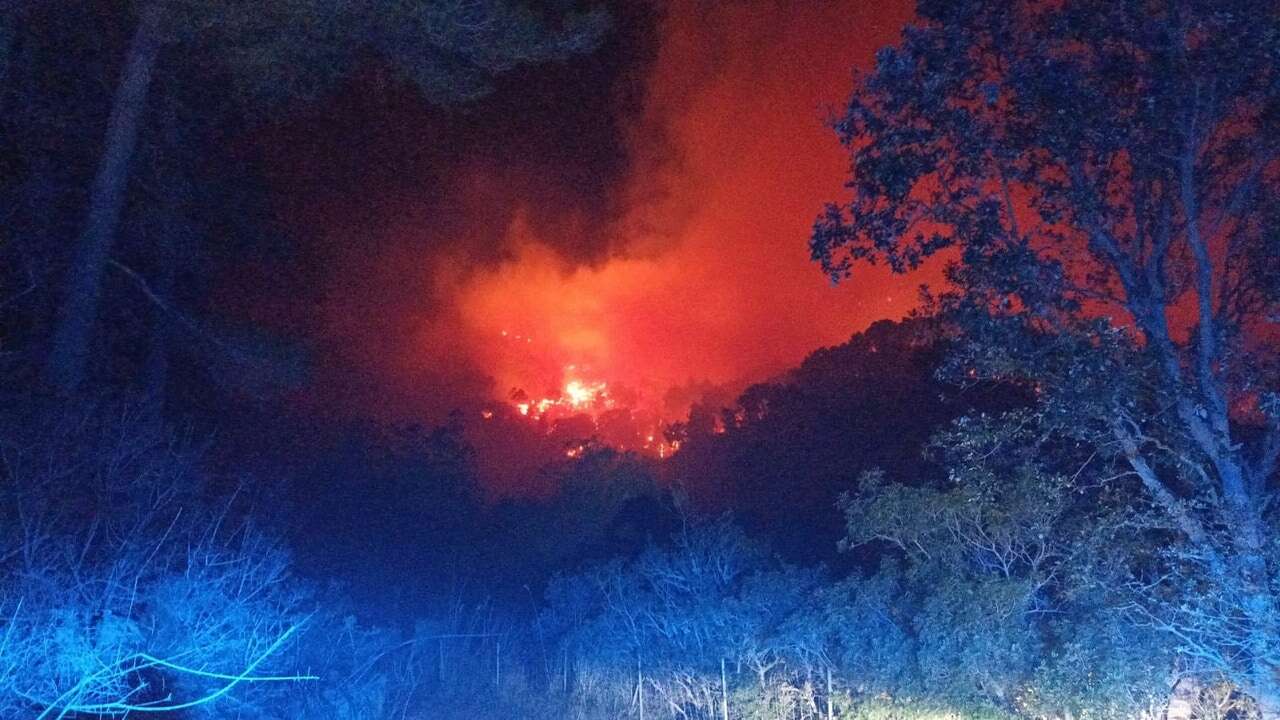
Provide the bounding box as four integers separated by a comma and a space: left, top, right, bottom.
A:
44, 0, 607, 394
813, 0, 1280, 714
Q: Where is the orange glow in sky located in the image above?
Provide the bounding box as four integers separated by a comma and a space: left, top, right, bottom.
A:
436, 0, 929, 418
240, 0, 933, 446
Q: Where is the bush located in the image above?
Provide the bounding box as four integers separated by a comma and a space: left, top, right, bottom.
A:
0, 402, 314, 717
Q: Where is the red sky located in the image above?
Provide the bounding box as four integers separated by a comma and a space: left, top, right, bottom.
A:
429, 0, 925, 416
237, 0, 929, 429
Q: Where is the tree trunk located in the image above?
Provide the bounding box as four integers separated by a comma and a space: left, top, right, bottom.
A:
45, 3, 162, 394
827, 667, 834, 720
142, 250, 174, 405
1224, 477, 1279, 720
721, 658, 730, 720
1243, 567, 1280, 720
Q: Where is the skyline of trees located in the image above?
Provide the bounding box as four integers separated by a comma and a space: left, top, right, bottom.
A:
1, 0, 1276, 717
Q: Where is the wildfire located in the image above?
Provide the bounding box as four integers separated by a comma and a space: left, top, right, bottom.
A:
499, 367, 683, 458
564, 379, 605, 408
486, 328, 689, 459
511, 376, 614, 421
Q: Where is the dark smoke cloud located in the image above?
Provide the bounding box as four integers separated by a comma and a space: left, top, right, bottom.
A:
217, 0, 664, 422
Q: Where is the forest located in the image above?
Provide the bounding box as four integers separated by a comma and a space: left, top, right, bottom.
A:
1, 0, 1278, 718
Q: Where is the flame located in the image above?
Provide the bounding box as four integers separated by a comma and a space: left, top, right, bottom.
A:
507, 368, 614, 422
564, 379, 603, 408
489, 356, 686, 459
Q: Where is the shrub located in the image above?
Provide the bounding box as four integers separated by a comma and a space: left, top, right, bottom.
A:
0, 402, 314, 717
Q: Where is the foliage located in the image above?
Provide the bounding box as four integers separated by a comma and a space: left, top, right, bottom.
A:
814, 0, 1280, 713
543, 517, 832, 719
0, 402, 315, 717
0, 402, 520, 719
6, 0, 1279, 716
663, 318, 1017, 563
154, 0, 610, 107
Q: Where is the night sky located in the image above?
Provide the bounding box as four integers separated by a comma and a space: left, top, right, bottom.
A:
6, 1, 1278, 716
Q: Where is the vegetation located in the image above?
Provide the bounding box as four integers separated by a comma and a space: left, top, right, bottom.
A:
814, 0, 1280, 715
0, 0, 1275, 717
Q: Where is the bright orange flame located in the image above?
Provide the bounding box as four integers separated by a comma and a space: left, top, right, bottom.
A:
505, 367, 614, 422
564, 379, 603, 408
490, 362, 690, 460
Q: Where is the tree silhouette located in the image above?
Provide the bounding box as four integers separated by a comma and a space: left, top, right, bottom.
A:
815, 0, 1280, 713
